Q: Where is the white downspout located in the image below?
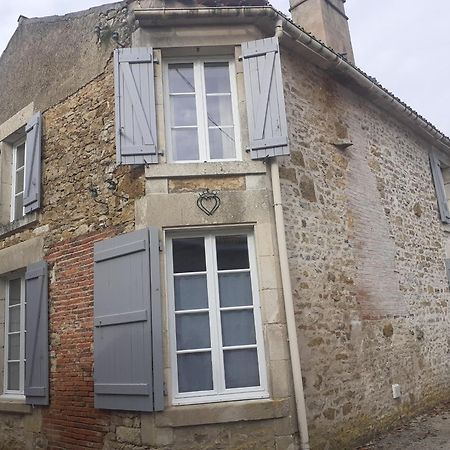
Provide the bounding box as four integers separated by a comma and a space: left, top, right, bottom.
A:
271, 20, 311, 450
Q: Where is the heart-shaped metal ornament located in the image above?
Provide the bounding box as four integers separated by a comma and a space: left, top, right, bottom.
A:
197, 189, 221, 216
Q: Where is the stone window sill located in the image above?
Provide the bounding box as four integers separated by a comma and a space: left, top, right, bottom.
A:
155, 398, 289, 428
0, 213, 37, 238
145, 161, 266, 179
0, 399, 31, 414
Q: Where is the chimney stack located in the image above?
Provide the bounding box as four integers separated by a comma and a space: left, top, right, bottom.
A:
289, 0, 354, 63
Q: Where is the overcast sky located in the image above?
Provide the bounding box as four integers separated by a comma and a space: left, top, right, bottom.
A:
0, 0, 448, 136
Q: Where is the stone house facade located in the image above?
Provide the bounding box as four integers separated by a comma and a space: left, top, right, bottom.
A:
0, 1, 449, 449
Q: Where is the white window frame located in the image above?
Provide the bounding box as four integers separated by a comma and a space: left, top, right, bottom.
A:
163, 56, 242, 163
10, 138, 26, 222
166, 229, 268, 405
3, 275, 26, 398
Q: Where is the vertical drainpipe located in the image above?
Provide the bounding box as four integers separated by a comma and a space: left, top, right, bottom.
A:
271, 19, 311, 450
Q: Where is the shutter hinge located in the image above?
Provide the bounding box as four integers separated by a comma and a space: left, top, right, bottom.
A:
163, 381, 167, 396
159, 240, 163, 252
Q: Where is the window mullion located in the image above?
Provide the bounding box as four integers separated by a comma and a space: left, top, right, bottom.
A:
20, 277, 26, 393
10, 147, 17, 221
199, 62, 211, 161
210, 235, 226, 394
205, 235, 222, 395
166, 239, 181, 398
194, 61, 207, 162
228, 60, 241, 160
4, 281, 10, 393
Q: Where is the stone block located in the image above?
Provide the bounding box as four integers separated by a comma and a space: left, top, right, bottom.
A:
23, 410, 42, 433
266, 324, 290, 361
270, 359, 293, 398
260, 288, 284, 324
116, 426, 141, 445
168, 176, 245, 193
246, 174, 267, 191
275, 435, 296, 450
146, 178, 168, 194
258, 255, 279, 290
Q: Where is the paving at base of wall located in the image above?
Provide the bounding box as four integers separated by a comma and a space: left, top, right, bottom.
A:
357, 401, 450, 450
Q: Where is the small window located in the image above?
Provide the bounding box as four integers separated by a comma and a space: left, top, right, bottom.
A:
166, 230, 267, 404
3, 276, 26, 396
430, 152, 450, 223
11, 139, 26, 221
164, 58, 241, 163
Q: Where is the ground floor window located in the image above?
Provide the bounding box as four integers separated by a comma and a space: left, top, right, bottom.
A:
4, 276, 26, 395
166, 230, 267, 404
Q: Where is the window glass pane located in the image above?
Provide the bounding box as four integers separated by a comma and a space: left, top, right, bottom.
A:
209, 128, 236, 160
206, 96, 233, 127
7, 362, 20, 391
8, 334, 20, 361
224, 348, 260, 389
204, 63, 231, 93
173, 238, 206, 273
171, 128, 199, 161
216, 235, 249, 270
8, 306, 21, 333
9, 279, 21, 306
168, 64, 195, 93
219, 272, 252, 307
14, 195, 24, 220
170, 95, 197, 127
178, 352, 213, 392
221, 310, 256, 347
176, 313, 210, 350
16, 143, 25, 168
175, 275, 208, 311
15, 168, 24, 193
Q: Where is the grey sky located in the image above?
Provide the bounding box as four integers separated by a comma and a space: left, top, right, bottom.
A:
0, 0, 448, 135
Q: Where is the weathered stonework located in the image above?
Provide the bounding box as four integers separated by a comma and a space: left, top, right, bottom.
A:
281, 46, 450, 448
0, 2, 449, 450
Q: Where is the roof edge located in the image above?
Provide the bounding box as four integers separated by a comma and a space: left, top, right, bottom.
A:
133, 6, 450, 153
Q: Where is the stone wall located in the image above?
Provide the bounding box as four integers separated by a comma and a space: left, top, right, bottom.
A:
0, 2, 130, 124
0, 41, 296, 450
1, 5, 449, 449
281, 46, 450, 448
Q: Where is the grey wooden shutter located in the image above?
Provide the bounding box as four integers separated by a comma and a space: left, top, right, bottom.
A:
25, 261, 49, 406
94, 228, 164, 411
23, 112, 42, 214
430, 153, 450, 223
114, 48, 158, 165
242, 37, 289, 159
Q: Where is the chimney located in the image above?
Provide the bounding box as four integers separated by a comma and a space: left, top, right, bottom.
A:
289, 0, 354, 63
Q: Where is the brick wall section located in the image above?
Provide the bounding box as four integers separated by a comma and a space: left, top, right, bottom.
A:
281, 47, 450, 448
44, 230, 114, 450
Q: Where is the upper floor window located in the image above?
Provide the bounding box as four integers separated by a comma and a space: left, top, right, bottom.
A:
11, 139, 26, 221
164, 58, 241, 163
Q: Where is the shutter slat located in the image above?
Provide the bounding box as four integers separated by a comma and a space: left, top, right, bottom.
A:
242, 37, 289, 159
94, 228, 164, 412
25, 260, 49, 406
95, 383, 149, 395
23, 112, 42, 214
430, 153, 450, 223
94, 310, 147, 327
115, 48, 158, 165
94, 239, 146, 262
